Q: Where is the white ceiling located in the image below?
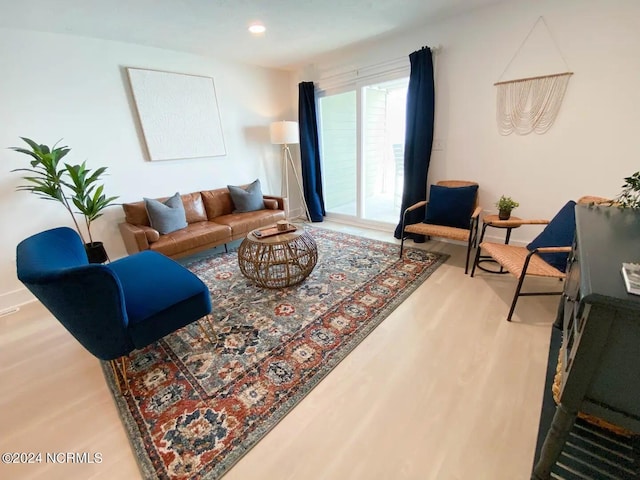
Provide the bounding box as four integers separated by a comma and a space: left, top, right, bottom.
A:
0, 0, 506, 70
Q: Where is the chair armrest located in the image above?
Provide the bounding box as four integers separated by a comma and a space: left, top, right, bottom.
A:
405, 200, 428, 213
118, 222, 150, 255
532, 246, 572, 254
471, 206, 482, 218
263, 195, 288, 211
140, 226, 160, 243
263, 198, 278, 210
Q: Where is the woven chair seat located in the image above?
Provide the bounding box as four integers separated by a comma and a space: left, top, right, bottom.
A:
405, 223, 470, 242
480, 242, 566, 279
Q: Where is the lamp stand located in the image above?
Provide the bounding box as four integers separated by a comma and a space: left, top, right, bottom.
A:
281, 144, 311, 222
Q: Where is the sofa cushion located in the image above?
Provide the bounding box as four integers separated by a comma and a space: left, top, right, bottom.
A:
122, 201, 151, 227
215, 209, 286, 238
201, 189, 235, 219
107, 251, 211, 348
149, 221, 231, 257
144, 192, 188, 235
181, 192, 208, 223
228, 179, 265, 213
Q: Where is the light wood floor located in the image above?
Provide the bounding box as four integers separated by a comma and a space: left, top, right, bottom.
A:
0, 222, 561, 480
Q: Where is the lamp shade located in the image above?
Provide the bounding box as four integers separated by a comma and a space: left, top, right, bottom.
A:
270, 121, 299, 145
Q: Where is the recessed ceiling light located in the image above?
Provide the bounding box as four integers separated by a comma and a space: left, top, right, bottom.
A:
248, 23, 266, 35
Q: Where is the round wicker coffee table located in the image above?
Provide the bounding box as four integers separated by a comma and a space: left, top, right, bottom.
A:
237, 228, 318, 288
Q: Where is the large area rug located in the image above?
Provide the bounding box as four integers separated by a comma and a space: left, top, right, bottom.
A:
102, 227, 448, 479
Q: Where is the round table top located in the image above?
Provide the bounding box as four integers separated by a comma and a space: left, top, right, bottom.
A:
246, 227, 308, 245
483, 214, 523, 228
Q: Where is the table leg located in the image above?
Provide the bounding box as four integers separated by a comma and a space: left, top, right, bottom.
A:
476, 223, 508, 274
505, 227, 513, 245
479, 222, 489, 243
531, 402, 578, 480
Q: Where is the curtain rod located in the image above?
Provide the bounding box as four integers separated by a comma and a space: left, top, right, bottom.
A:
368, 44, 441, 70
318, 44, 442, 84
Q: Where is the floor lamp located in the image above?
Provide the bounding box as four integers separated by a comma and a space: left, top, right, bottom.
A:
270, 120, 311, 221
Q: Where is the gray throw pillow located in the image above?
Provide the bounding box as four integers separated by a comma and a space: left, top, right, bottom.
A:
227, 179, 265, 213
144, 192, 188, 234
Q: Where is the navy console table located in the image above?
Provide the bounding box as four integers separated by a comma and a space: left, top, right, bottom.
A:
532, 205, 640, 479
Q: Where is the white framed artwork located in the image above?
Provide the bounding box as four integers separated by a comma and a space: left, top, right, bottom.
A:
126, 67, 226, 161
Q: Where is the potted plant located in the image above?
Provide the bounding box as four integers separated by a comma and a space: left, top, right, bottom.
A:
9, 137, 119, 263
614, 171, 640, 209
495, 195, 519, 220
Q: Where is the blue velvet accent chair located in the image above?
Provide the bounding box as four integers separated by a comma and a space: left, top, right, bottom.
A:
470, 197, 610, 322
16, 226, 213, 393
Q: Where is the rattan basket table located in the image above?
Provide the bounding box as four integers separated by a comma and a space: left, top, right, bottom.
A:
237, 228, 318, 288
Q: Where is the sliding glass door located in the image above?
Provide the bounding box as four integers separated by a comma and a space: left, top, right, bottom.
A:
318, 77, 408, 225
317, 91, 357, 216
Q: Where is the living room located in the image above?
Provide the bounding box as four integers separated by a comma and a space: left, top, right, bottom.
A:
1, 0, 639, 478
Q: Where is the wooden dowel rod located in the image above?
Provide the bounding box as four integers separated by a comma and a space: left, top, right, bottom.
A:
494, 71, 573, 86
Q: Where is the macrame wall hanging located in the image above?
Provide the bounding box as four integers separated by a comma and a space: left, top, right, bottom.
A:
495, 16, 573, 136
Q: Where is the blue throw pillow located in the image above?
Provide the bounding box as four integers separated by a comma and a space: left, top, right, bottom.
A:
144, 192, 188, 234
423, 184, 478, 229
526, 200, 577, 272
228, 179, 265, 213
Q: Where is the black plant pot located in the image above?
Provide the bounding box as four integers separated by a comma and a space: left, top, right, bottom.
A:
85, 242, 108, 264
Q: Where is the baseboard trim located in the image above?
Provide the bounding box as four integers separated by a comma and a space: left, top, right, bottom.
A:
0, 287, 36, 312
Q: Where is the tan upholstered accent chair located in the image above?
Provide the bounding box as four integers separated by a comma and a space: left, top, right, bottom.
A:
470, 196, 610, 322
399, 180, 481, 274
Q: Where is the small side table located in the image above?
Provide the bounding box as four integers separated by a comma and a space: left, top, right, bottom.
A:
476, 214, 522, 274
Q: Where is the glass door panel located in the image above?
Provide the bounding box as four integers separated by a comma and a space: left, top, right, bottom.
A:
362, 78, 408, 223
318, 91, 357, 216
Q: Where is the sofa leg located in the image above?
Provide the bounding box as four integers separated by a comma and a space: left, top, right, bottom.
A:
224, 244, 228, 253
109, 356, 129, 395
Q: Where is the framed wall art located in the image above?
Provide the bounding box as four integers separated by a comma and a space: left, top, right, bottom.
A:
126, 67, 226, 161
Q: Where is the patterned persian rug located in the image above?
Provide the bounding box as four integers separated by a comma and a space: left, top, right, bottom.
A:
102, 227, 448, 479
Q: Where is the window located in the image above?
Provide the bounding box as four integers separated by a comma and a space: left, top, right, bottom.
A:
318, 76, 408, 225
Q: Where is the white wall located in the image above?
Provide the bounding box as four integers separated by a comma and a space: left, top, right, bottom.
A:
0, 28, 295, 308
298, 0, 640, 243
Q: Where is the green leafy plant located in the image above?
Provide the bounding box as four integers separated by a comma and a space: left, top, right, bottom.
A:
9, 137, 119, 245
614, 171, 640, 209
495, 195, 519, 213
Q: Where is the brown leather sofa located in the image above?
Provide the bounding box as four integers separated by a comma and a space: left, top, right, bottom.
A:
118, 187, 287, 258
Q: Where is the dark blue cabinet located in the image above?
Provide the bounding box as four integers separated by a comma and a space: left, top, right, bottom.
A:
532, 205, 640, 479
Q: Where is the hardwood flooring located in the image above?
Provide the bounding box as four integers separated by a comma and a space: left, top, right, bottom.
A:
0, 222, 560, 479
